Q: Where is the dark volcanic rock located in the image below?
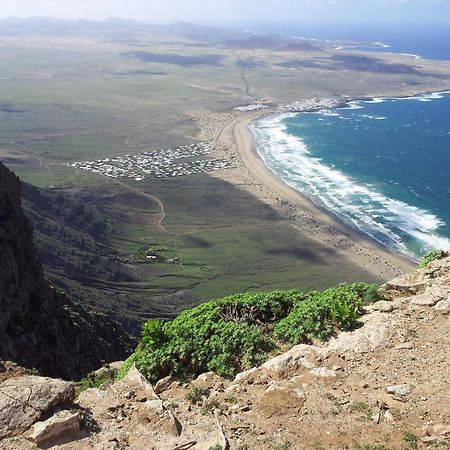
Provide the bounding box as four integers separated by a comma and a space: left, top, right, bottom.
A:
0, 163, 132, 379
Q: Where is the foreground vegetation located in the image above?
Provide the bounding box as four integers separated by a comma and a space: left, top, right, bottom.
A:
418, 250, 449, 268
118, 283, 381, 382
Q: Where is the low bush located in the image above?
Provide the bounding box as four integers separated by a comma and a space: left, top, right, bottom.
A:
274, 283, 372, 344
418, 250, 448, 268
119, 284, 376, 382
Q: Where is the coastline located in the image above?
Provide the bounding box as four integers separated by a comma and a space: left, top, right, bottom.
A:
212, 109, 416, 280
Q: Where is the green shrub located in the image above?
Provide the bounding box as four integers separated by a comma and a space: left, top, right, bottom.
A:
124, 284, 375, 382
141, 319, 166, 349
363, 284, 383, 303
418, 250, 448, 268
274, 283, 369, 344
403, 432, 419, 450
185, 386, 208, 403
75, 370, 114, 397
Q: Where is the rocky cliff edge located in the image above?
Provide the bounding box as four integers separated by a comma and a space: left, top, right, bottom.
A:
1, 256, 449, 449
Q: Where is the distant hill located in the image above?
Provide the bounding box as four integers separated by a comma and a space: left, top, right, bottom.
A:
0, 17, 248, 42
223, 34, 322, 52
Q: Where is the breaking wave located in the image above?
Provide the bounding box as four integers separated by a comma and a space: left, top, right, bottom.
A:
250, 110, 450, 260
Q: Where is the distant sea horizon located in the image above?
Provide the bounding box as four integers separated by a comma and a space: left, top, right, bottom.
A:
248, 24, 450, 260
242, 22, 450, 61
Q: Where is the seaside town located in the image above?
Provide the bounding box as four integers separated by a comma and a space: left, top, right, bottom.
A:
234, 104, 269, 112
67, 141, 235, 181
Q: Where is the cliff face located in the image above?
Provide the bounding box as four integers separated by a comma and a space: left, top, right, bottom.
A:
0, 163, 132, 380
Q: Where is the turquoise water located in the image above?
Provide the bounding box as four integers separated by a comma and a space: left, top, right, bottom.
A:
250, 92, 450, 260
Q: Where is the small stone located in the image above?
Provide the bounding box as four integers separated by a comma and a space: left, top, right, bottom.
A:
154, 375, 173, 395
93, 361, 124, 379
224, 384, 240, 393
386, 384, 412, 396
145, 399, 164, 412
396, 342, 413, 350
310, 368, 337, 378
384, 410, 395, 422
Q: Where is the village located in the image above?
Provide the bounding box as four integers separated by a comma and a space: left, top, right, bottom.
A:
67, 141, 235, 181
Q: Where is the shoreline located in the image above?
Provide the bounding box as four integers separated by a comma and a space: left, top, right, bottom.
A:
213, 109, 416, 280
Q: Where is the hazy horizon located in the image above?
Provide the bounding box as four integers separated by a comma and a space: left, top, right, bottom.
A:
1, 0, 450, 27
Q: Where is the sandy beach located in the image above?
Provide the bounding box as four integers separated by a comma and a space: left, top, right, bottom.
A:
196, 108, 416, 280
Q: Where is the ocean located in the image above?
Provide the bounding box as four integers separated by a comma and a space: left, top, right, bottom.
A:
244, 23, 450, 61
250, 92, 450, 260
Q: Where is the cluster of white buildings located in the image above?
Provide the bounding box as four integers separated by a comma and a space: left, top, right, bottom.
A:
67, 142, 234, 181
234, 104, 269, 112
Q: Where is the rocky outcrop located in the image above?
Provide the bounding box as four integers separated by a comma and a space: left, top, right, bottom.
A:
0, 376, 74, 439
0, 163, 132, 379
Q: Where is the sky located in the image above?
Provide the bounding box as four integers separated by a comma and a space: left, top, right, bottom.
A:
1, 0, 450, 26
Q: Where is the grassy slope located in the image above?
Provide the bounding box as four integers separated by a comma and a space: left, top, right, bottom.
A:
3, 29, 445, 332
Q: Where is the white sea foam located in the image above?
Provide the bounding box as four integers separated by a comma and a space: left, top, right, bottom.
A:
390, 91, 450, 102
317, 109, 341, 117
384, 52, 421, 60
249, 114, 450, 257
361, 114, 387, 120
365, 98, 386, 104
400, 53, 421, 59
372, 41, 391, 49
346, 101, 364, 110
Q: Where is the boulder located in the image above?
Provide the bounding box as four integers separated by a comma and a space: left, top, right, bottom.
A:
191, 371, 219, 389
28, 410, 80, 445
370, 300, 398, 312
255, 385, 306, 418
0, 375, 74, 438
234, 367, 258, 382
111, 365, 158, 401
408, 292, 440, 306
434, 299, 450, 313
262, 344, 320, 372
93, 361, 124, 379
326, 312, 392, 354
